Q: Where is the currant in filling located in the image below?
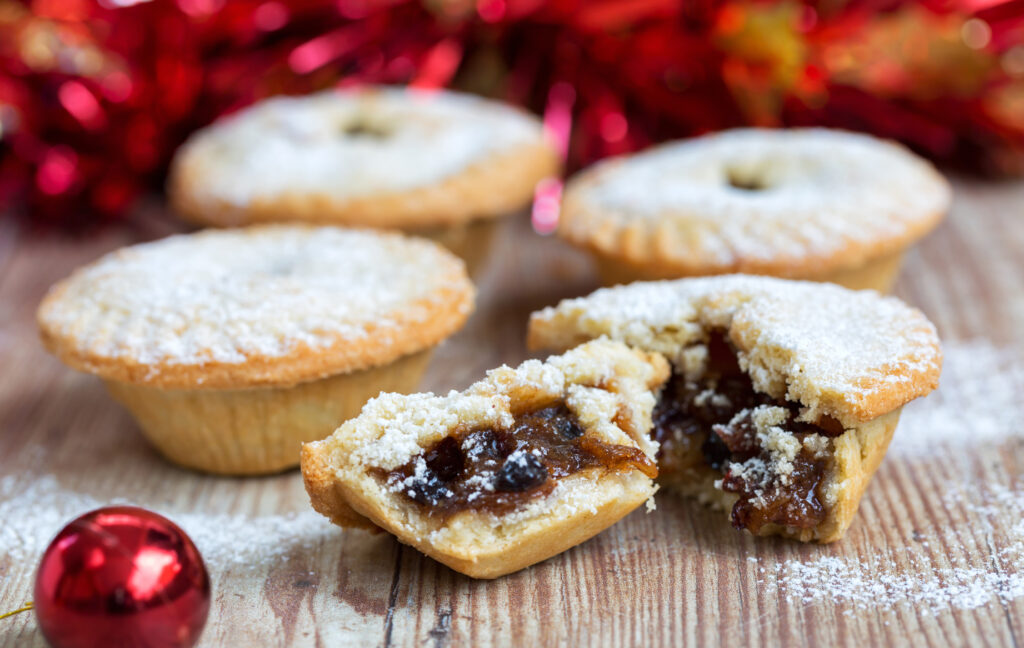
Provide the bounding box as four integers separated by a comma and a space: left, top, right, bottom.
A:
652, 332, 844, 533
376, 404, 657, 519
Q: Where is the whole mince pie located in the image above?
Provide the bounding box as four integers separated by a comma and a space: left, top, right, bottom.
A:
301, 339, 669, 578
528, 275, 942, 543
168, 86, 560, 276
36, 225, 475, 476
556, 128, 950, 292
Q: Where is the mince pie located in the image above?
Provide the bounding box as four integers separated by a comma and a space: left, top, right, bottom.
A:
558, 128, 950, 291
168, 86, 559, 274
37, 225, 474, 475
528, 275, 942, 542
301, 339, 669, 578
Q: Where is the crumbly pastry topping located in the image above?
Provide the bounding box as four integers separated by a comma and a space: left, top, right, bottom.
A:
560, 128, 950, 275
338, 338, 667, 472
528, 275, 942, 426
38, 225, 475, 388
305, 338, 668, 531
174, 87, 547, 207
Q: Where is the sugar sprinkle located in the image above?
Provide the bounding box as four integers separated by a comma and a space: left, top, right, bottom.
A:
892, 340, 1024, 455
0, 475, 336, 570
766, 481, 1024, 614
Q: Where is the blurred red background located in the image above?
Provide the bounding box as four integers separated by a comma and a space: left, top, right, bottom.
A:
1, 0, 1023, 230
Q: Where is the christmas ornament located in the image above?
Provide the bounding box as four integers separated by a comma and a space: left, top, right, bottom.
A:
34, 506, 210, 648
1, 0, 1023, 230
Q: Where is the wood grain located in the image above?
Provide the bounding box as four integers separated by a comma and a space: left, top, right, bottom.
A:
1, 179, 1023, 647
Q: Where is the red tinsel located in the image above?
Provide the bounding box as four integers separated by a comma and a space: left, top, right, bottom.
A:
2, 0, 1023, 230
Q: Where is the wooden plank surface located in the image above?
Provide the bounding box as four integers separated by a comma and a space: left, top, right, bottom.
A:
2, 179, 1024, 647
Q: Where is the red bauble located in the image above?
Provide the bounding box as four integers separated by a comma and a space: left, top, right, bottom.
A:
34, 506, 210, 648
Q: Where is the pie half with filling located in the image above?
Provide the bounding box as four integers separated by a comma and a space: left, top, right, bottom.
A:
528, 275, 942, 542
301, 339, 669, 578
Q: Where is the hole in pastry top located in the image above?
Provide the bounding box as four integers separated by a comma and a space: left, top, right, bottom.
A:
725, 167, 770, 191
652, 330, 844, 533
340, 117, 393, 139
372, 402, 658, 519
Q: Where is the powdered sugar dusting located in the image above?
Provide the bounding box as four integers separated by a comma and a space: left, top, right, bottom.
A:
893, 340, 1024, 455
38, 225, 471, 370
529, 275, 941, 424
764, 481, 1024, 613
179, 87, 545, 205
0, 475, 336, 569
565, 128, 949, 268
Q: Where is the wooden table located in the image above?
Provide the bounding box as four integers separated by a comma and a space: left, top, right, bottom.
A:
2, 179, 1023, 647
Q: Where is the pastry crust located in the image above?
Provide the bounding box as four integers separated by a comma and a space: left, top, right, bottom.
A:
592, 247, 909, 294
528, 275, 941, 427
559, 128, 950, 280
301, 339, 669, 578
168, 87, 560, 229
37, 225, 475, 389
103, 349, 433, 475
527, 276, 941, 542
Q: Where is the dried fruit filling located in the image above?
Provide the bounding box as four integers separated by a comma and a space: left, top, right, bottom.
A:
378, 404, 657, 518
652, 333, 844, 533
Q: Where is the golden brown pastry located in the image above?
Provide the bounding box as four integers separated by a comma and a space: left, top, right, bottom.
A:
558, 128, 950, 291
37, 224, 475, 475
168, 86, 559, 274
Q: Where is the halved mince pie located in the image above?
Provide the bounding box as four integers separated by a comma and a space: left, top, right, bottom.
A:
301, 339, 669, 578
528, 275, 942, 542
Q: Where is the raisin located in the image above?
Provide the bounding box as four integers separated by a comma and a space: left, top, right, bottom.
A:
553, 417, 584, 440
700, 432, 731, 471
793, 415, 845, 438
712, 416, 759, 459
463, 428, 512, 461
580, 437, 659, 479
425, 436, 465, 482
715, 375, 772, 414
706, 331, 743, 377
406, 472, 451, 506
399, 437, 465, 506
494, 452, 548, 492
723, 452, 826, 532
